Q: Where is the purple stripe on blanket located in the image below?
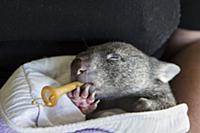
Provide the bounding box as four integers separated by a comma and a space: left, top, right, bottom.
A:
0, 117, 18, 133
0, 117, 113, 133
70, 128, 113, 133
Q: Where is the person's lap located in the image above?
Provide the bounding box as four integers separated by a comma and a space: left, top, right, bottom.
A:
164, 28, 200, 133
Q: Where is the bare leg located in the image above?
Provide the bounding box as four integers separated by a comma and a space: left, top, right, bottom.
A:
171, 42, 200, 133
166, 35, 200, 133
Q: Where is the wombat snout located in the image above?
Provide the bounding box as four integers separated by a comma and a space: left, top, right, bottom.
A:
73, 58, 87, 74
71, 56, 92, 82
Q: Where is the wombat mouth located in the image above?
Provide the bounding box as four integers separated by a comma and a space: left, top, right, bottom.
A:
72, 74, 96, 92
71, 68, 95, 84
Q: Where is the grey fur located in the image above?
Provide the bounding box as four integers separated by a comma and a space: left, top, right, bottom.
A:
71, 42, 180, 115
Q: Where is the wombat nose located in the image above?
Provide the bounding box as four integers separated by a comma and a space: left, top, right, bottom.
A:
77, 67, 87, 75
72, 58, 88, 75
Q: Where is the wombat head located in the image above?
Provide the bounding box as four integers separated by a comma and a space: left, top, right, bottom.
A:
71, 42, 180, 99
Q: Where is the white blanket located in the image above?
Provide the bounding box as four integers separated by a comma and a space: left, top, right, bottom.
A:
0, 56, 190, 133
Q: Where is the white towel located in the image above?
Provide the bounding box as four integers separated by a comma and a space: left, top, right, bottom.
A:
0, 56, 190, 133
0, 56, 85, 128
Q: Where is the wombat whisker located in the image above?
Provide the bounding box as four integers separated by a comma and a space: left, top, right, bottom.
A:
81, 38, 89, 48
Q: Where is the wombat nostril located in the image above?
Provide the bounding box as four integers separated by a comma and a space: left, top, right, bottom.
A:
77, 68, 87, 75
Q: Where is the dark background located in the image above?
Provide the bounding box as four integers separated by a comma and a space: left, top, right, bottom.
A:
0, 0, 199, 87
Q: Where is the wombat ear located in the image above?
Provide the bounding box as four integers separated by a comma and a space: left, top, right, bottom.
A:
156, 62, 181, 83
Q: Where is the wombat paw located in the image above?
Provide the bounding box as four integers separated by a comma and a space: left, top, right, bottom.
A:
133, 98, 154, 112
67, 84, 100, 114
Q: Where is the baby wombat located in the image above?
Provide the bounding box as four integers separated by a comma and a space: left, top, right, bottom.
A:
68, 42, 180, 118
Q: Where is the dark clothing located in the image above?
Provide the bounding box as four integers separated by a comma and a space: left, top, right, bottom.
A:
0, 0, 180, 54
180, 0, 200, 30
0, 0, 199, 86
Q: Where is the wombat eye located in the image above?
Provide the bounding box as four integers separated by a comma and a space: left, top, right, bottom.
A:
106, 53, 121, 61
